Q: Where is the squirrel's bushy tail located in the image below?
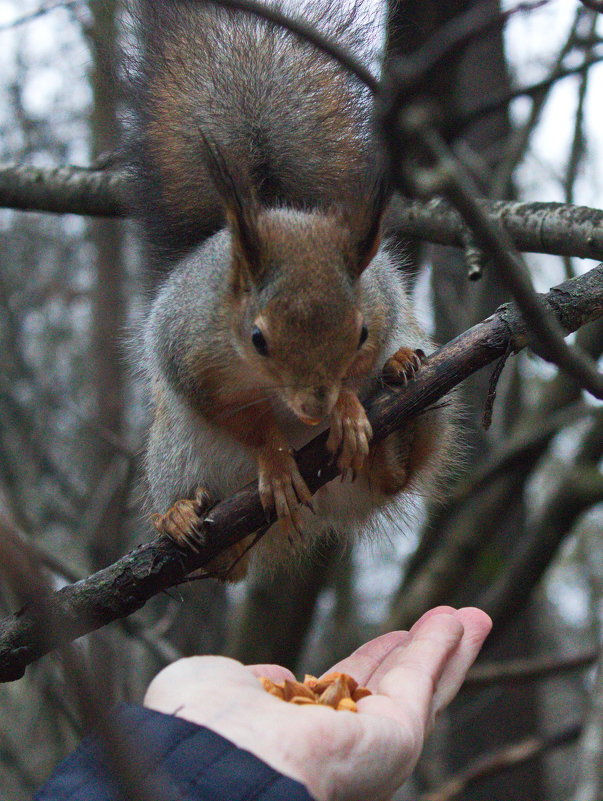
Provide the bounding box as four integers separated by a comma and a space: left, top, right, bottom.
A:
126, 0, 379, 265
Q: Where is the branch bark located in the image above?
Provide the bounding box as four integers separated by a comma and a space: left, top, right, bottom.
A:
420, 722, 582, 801
0, 162, 129, 216
0, 264, 601, 682
1, 160, 603, 262
385, 196, 603, 261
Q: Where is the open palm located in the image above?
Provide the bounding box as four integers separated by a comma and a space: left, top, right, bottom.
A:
144, 606, 491, 801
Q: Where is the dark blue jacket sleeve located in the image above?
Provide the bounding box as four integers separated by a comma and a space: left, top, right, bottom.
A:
35, 704, 315, 801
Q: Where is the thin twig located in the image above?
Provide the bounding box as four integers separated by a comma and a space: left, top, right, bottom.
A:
580, 0, 603, 13
460, 51, 603, 149
482, 341, 512, 430
465, 647, 598, 688
420, 723, 582, 801
491, 5, 585, 197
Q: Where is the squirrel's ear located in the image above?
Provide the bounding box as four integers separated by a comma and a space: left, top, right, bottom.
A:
344, 174, 391, 279
200, 130, 262, 286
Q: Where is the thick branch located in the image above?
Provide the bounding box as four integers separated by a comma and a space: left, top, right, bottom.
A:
0, 163, 129, 216
0, 265, 601, 682
385, 197, 603, 261
2, 160, 603, 262
0, 158, 602, 260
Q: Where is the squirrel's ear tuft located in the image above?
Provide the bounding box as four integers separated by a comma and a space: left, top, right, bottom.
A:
344, 173, 391, 279
200, 129, 262, 286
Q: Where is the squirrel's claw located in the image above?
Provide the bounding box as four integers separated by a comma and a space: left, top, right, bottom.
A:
327, 389, 372, 476
382, 347, 426, 386
193, 486, 212, 515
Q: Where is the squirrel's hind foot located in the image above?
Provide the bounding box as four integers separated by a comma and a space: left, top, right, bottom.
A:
151, 487, 249, 582
151, 486, 212, 553
382, 347, 426, 385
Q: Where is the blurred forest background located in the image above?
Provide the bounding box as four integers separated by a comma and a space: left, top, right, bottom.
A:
0, 0, 602, 799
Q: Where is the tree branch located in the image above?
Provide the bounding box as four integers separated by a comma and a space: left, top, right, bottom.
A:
385, 114, 603, 397
465, 647, 598, 688
384, 197, 603, 261
1, 160, 603, 261
0, 162, 129, 216
420, 723, 582, 801
0, 264, 601, 682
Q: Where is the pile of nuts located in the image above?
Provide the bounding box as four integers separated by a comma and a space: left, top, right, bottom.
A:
259, 671, 372, 713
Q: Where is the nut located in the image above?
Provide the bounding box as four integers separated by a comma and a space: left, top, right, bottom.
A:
336, 698, 358, 712
352, 686, 372, 702
258, 671, 371, 712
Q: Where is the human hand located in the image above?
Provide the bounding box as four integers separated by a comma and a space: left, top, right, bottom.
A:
144, 606, 492, 801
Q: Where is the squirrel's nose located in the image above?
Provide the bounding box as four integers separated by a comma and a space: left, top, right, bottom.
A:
300, 400, 324, 420
295, 386, 337, 425
300, 393, 329, 423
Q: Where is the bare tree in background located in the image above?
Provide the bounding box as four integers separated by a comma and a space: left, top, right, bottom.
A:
0, 2, 602, 801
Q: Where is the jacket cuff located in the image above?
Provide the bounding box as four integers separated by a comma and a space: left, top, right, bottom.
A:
35, 703, 315, 801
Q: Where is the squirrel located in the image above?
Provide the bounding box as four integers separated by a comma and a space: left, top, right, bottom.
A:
128, 0, 455, 581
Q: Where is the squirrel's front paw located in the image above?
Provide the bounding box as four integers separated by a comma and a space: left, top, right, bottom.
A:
257, 446, 313, 538
326, 389, 373, 478
382, 347, 426, 385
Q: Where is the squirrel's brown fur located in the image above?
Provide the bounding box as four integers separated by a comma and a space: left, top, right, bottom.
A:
128, 0, 375, 266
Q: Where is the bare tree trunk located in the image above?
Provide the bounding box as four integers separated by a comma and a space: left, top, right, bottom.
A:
227, 540, 342, 670
386, 2, 545, 798
85, 0, 128, 704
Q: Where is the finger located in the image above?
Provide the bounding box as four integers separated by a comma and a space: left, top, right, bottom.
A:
246, 664, 296, 683
321, 630, 411, 686
370, 608, 491, 714
368, 614, 465, 730
407, 606, 458, 636
432, 607, 492, 714
363, 606, 459, 689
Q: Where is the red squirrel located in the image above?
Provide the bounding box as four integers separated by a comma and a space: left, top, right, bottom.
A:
129, 1, 455, 580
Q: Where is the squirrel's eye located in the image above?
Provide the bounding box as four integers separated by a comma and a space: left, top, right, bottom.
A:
358, 324, 368, 348
252, 326, 269, 356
